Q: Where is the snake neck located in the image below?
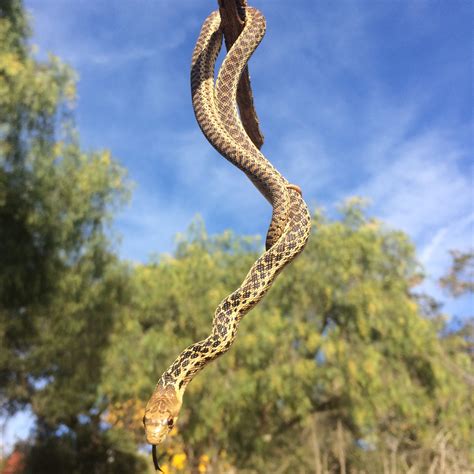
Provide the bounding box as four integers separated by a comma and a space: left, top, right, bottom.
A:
144, 329, 234, 444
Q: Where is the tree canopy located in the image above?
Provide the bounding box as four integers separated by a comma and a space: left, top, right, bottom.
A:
100, 206, 472, 473
1, 1, 142, 471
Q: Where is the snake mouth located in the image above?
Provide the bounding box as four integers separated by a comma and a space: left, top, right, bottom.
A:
145, 428, 168, 446
144, 417, 174, 445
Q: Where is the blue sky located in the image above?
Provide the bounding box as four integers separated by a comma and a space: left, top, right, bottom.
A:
25, 0, 473, 322
2, 0, 472, 453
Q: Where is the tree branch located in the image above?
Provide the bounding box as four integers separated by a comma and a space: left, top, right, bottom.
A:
217, 0, 264, 149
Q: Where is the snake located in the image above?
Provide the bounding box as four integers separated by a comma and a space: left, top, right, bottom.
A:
143, 6, 312, 464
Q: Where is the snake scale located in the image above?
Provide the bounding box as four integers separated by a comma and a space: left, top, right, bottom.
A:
143, 6, 312, 458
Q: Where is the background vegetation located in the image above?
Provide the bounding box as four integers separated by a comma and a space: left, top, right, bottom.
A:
1, 1, 472, 472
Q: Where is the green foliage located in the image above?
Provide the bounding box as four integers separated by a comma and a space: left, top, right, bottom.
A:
101, 206, 473, 473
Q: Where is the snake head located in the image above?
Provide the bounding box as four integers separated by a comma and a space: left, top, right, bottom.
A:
143, 384, 182, 445
143, 412, 177, 445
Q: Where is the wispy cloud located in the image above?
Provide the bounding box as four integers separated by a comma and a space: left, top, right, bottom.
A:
356, 130, 471, 239
420, 214, 474, 268
347, 120, 472, 315
26, 0, 199, 68
87, 47, 156, 66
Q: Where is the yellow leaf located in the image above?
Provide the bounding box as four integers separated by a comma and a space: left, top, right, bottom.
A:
0, 52, 24, 76
363, 358, 377, 377
98, 150, 111, 166
325, 340, 335, 359
64, 81, 76, 102
348, 360, 357, 378
171, 452, 187, 470
198, 454, 210, 473
306, 332, 321, 352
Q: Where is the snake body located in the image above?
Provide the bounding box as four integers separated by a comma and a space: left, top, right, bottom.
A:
144, 7, 311, 448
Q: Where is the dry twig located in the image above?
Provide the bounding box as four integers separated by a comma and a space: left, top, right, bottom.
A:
217, 0, 264, 149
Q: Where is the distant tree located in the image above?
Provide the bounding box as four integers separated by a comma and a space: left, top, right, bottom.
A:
440, 250, 474, 297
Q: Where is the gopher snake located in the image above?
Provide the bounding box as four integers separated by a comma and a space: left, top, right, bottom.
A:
143, 6, 312, 457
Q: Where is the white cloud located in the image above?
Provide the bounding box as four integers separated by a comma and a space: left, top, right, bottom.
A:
274, 132, 333, 197
87, 47, 156, 66
26, 0, 197, 69
114, 189, 192, 262
348, 125, 472, 318
357, 130, 471, 241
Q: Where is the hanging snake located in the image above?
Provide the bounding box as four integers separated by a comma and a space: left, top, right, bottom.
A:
143, 6, 312, 466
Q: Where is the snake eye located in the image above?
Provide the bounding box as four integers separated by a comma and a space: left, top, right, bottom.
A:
167, 417, 174, 428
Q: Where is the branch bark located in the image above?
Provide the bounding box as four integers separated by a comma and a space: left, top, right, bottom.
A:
217, 0, 264, 149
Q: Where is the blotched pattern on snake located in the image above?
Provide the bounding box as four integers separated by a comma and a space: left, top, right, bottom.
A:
143, 7, 312, 449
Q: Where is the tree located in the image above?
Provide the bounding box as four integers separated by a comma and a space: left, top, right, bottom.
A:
0, 1, 145, 471
101, 204, 472, 473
